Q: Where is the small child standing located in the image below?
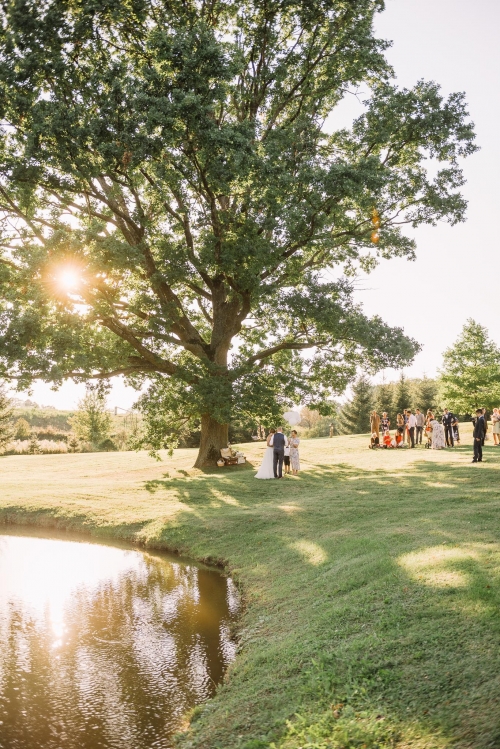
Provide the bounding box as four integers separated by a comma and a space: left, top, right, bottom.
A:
283, 442, 291, 474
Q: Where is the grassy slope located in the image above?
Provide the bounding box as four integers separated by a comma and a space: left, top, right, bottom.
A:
0, 426, 499, 749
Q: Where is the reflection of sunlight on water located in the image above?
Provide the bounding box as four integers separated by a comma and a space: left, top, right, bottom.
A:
0, 532, 241, 749
0, 536, 144, 641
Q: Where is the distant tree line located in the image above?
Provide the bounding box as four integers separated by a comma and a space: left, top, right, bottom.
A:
1, 320, 498, 450
337, 374, 439, 435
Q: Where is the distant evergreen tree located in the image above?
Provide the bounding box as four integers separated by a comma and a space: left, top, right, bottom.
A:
440, 320, 500, 412
414, 376, 438, 414
374, 381, 394, 424
0, 386, 13, 453
392, 373, 412, 417
338, 377, 374, 434
27, 431, 40, 454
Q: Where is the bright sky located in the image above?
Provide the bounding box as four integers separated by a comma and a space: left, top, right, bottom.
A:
17, 0, 500, 410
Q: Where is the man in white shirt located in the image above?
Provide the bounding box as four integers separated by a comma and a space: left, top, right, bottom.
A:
407, 410, 417, 448
415, 409, 425, 445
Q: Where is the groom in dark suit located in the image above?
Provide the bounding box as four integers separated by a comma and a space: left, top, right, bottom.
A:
272, 427, 288, 478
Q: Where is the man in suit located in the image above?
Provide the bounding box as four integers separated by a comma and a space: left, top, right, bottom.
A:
472, 408, 485, 463
442, 408, 455, 447
271, 427, 289, 478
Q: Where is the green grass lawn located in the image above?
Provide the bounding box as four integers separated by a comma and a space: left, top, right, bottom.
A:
1, 425, 499, 749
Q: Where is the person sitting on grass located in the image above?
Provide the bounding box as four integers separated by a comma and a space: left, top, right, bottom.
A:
395, 431, 404, 448
382, 430, 392, 448
369, 432, 380, 449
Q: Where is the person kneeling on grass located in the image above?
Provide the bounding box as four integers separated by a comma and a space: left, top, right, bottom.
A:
369, 432, 380, 449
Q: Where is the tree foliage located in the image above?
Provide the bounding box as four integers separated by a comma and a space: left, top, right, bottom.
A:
0, 0, 476, 463
0, 385, 13, 452
14, 417, 31, 439
413, 375, 438, 414
440, 320, 500, 413
69, 387, 112, 447
337, 376, 373, 434
374, 380, 394, 422
391, 372, 412, 417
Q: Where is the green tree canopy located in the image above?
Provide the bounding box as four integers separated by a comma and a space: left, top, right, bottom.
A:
0, 0, 476, 464
440, 320, 500, 413
14, 417, 31, 439
374, 380, 394, 423
392, 372, 411, 417
0, 385, 13, 452
69, 387, 112, 447
413, 375, 438, 415
337, 376, 373, 434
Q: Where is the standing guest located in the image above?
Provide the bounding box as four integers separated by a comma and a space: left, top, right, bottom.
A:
482, 408, 488, 446
492, 407, 500, 446
472, 408, 486, 463
403, 409, 411, 445
289, 430, 300, 475
442, 408, 455, 447
396, 413, 404, 436
415, 409, 425, 445
381, 412, 390, 433
425, 410, 435, 448
430, 419, 446, 450
452, 414, 461, 445
407, 409, 417, 448
370, 411, 380, 441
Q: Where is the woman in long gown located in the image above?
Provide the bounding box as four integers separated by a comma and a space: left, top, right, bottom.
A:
255, 429, 276, 479
430, 419, 445, 449
289, 430, 300, 474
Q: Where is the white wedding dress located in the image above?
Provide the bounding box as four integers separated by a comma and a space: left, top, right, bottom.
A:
255, 446, 275, 479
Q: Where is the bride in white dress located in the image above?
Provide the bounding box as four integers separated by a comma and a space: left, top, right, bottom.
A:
255, 429, 276, 479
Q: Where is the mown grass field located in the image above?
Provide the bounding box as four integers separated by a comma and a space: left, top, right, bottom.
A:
1, 424, 499, 749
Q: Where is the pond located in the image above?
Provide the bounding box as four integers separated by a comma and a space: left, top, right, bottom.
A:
0, 529, 240, 749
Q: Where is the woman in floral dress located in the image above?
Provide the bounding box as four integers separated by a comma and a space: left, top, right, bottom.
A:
430, 419, 446, 450
492, 408, 500, 446
289, 430, 300, 475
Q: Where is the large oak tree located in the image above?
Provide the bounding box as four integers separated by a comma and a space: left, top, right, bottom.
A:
0, 0, 476, 465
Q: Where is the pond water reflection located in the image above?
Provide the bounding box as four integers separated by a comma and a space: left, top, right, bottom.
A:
0, 530, 240, 749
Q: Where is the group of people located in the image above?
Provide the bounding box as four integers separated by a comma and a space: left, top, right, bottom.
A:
253, 405, 500, 479
369, 406, 498, 462
255, 427, 300, 479
369, 408, 461, 450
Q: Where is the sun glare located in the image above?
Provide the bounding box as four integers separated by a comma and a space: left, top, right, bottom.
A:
56, 267, 81, 292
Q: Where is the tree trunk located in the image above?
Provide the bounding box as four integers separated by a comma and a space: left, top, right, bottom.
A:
194, 414, 229, 468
